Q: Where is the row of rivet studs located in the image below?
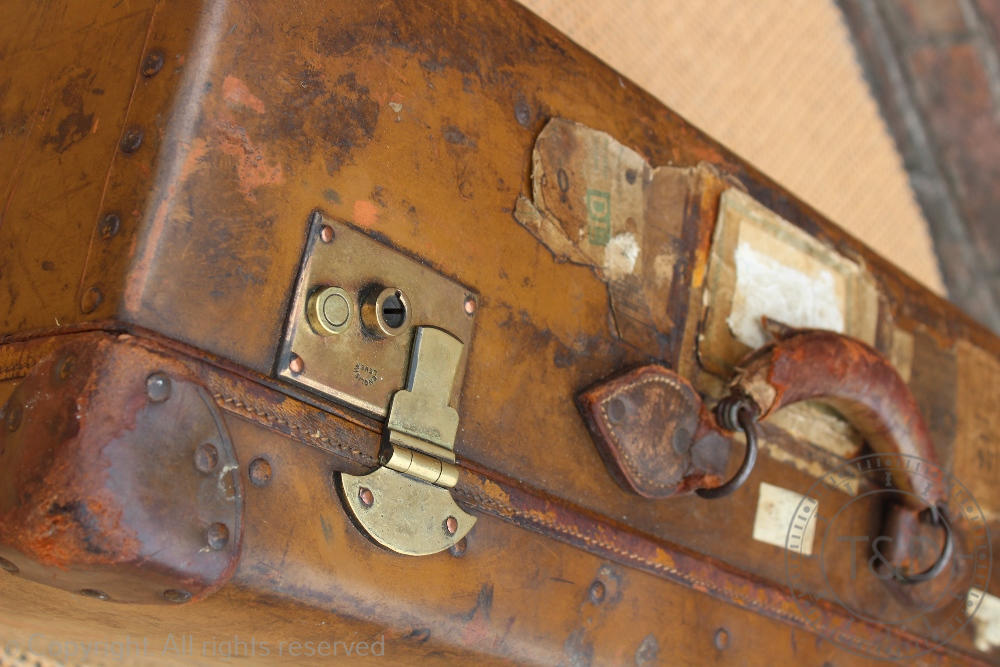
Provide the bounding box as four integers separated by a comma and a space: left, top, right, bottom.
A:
80, 49, 164, 316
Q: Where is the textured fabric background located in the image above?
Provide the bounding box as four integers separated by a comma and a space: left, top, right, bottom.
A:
519, 0, 946, 293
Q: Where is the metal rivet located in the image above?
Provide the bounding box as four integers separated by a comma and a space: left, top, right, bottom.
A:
79, 589, 109, 601
463, 295, 477, 316
358, 487, 374, 508
119, 127, 144, 153
248, 457, 272, 487
194, 443, 219, 474
163, 589, 191, 603
0, 557, 18, 574
607, 398, 626, 424
206, 522, 230, 551
589, 580, 606, 604
141, 50, 165, 77
444, 516, 458, 536
320, 225, 334, 243
145, 372, 172, 403
99, 213, 121, 240
80, 286, 103, 314
448, 537, 468, 558
714, 628, 729, 651
6, 404, 22, 432
55, 355, 76, 382
514, 99, 531, 127
288, 354, 304, 374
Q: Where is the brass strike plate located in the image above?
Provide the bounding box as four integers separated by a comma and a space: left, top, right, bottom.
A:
340, 467, 476, 556
277, 212, 477, 416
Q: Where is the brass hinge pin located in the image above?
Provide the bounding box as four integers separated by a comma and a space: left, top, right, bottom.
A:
382, 445, 459, 488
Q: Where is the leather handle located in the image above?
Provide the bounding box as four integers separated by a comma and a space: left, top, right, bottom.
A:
727, 329, 945, 510
578, 329, 953, 586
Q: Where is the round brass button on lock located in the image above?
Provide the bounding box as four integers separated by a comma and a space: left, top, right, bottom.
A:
306, 286, 353, 336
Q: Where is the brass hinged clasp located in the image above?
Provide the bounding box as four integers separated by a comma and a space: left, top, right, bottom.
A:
339, 327, 475, 556
381, 327, 462, 488
280, 214, 477, 556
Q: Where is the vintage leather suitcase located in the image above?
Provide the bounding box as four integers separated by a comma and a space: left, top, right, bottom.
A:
0, 1, 997, 665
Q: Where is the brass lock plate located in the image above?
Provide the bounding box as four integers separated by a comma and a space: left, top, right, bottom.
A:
276, 212, 477, 416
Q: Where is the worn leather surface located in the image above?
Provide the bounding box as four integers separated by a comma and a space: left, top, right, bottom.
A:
0, 0, 997, 662
577, 365, 729, 498
0, 333, 244, 604
0, 332, 956, 664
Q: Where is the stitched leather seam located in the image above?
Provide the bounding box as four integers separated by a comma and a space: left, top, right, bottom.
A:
457, 485, 918, 655
0, 361, 36, 382
459, 485, 796, 621
213, 393, 376, 465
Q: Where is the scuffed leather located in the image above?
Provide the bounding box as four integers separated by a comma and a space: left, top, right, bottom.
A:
577, 366, 729, 498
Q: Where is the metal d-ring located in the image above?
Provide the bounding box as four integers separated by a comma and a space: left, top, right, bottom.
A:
892, 504, 954, 585
696, 397, 760, 499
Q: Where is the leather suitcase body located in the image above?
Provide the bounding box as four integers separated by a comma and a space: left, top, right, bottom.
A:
0, 1, 997, 664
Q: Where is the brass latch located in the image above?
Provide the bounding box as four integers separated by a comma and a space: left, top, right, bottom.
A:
381, 327, 462, 488
340, 327, 475, 556
278, 213, 478, 556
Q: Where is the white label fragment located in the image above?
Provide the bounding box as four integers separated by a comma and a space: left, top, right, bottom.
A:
752, 481, 817, 555
967, 588, 1000, 653
605, 232, 640, 279
729, 242, 845, 348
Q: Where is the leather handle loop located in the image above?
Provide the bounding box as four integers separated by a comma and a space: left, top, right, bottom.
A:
726, 330, 945, 510
716, 329, 952, 584
578, 331, 952, 584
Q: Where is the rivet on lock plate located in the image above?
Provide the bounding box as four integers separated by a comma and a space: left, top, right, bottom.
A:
277, 212, 478, 555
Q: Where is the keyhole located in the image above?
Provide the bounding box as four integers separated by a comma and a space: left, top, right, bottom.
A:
381, 290, 406, 329
363, 286, 411, 337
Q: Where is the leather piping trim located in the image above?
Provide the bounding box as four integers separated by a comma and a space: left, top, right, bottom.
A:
454, 465, 983, 663
0, 328, 984, 664
211, 392, 377, 467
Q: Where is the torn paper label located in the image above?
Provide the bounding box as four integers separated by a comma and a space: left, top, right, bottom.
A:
729, 242, 845, 348
513, 118, 730, 358
700, 187, 880, 375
